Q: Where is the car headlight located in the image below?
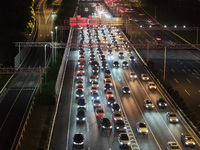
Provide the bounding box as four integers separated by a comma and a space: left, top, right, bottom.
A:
83, 118, 85, 120
185, 142, 188, 145
176, 119, 179, 121
114, 118, 117, 120
76, 94, 79, 97
138, 130, 141, 133
170, 119, 172, 121
103, 126, 105, 128
120, 142, 123, 145
108, 102, 110, 104
77, 118, 79, 120
123, 90, 126, 93
165, 104, 167, 106
159, 103, 161, 106
146, 130, 148, 133
127, 142, 130, 145
81, 94, 84, 97
124, 127, 126, 129
193, 142, 196, 145
128, 91, 130, 93
116, 127, 119, 129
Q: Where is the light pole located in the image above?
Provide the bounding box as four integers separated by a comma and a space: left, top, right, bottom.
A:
51, 31, 54, 63
55, 26, 58, 63
163, 46, 167, 81
44, 44, 47, 67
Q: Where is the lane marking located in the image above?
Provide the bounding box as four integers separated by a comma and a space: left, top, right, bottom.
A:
173, 78, 179, 83
171, 69, 175, 73
186, 78, 191, 83
138, 39, 143, 44
184, 90, 190, 96
182, 69, 186, 73
146, 39, 150, 43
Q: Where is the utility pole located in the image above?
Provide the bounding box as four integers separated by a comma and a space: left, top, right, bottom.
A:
163, 46, 167, 81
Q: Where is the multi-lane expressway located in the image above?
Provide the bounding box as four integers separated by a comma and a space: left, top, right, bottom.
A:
50, 1, 200, 150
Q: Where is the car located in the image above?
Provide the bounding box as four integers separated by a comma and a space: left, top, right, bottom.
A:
104, 74, 111, 82
127, 50, 133, 55
92, 66, 100, 73
98, 51, 104, 56
76, 79, 83, 86
90, 54, 96, 59
79, 55, 85, 61
78, 63, 84, 68
136, 122, 148, 134
76, 73, 83, 80
76, 89, 84, 99
156, 37, 162, 45
99, 118, 112, 132
76, 84, 84, 91
113, 61, 120, 67
106, 90, 113, 98
93, 99, 101, 108
92, 81, 99, 88
129, 55, 135, 62
122, 86, 130, 94
77, 98, 86, 109
104, 83, 111, 92
89, 58, 95, 64
148, 81, 157, 90
91, 86, 98, 93
78, 59, 85, 65
76, 109, 86, 122
113, 111, 123, 121
141, 74, 149, 80
115, 120, 126, 132
157, 98, 167, 108
73, 133, 84, 147
92, 72, 99, 79
143, 99, 154, 110
118, 133, 130, 148
79, 51, 85, 56
105, 69, 111, 76
181, 133, 196, 147
118, 52, 124, 58
96, 108, 105, 118
129, 72, 137, 79
166, 141, 181, 150
90, 75, 97, 83
91, 92, 99, 100
166, 112, 179, 123
122, 61, 128, 67
78, 68, 85, 75
107, 97, 115, 105
111, 102, 121, 112
108, 49, 113, 55
105, 79, 112, 86
91, 61, 99, 67
100, 54, 106, 60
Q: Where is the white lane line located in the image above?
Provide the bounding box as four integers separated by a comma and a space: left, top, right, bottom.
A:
86, 121, 89, 132
184, 90, 190, 96
171, 69, 175, 73
186, 78, 191, 83
138, 39, 143, 44
182, 69, 186, 73
146, 39, 150, 43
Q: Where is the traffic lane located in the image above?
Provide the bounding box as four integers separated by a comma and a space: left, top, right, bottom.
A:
0, 90, 22, 128
110, 63, 161, 150
0, 89, 35, 150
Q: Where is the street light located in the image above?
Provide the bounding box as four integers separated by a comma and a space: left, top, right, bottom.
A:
164, 25, 167, 28
51, 31, 54, 63
55, 26, 58, 63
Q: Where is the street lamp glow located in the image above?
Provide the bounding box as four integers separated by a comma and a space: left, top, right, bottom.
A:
140, 25, 143, 28
51, 31, 53, 34
174, 25, 177, 28
164, 25, 167, 28
55, 26, 58, 30
149, 25, 152, 28
183, 25, 186, 28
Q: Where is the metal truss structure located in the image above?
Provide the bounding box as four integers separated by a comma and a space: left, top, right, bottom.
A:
14, 42, 200, 50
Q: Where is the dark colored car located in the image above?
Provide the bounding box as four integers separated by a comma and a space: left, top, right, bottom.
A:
122, 86, 130, 94
76, 89, 84, 99
76, 109, 86, 122
73, 133, 84, 147
115, 120, 126, 132
157, 98, 167, 108
99, 118, 112, 132
107, 97, 115, 105
77, 98, 86, 109
111, 102, 121, 112
113, 61, 120, 67
91, 92, 99, 100
129, 55, 135, 62
104, 84, 111, 92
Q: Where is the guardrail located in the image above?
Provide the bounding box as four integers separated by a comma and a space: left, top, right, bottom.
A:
46, 6, 79, 150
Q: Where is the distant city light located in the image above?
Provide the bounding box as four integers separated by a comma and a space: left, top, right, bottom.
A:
183, 25, 186, 28
164, 25, 167, 28
174, 25, 177, 28
140, 25, 142, 28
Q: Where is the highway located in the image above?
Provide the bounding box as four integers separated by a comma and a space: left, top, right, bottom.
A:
50, 1, 200, 150
0, 0, 56, 149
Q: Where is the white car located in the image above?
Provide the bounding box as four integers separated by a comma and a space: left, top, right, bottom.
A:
166, 141, 181, 150
141, 74, 149, 80
136, 122, 148, 134
118, 133, 130, 148
166, 112, 179, 123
